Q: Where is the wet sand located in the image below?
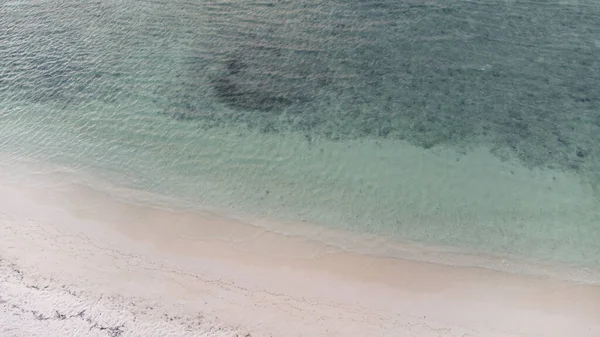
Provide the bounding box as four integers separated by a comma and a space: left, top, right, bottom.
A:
1, 169, 599, 337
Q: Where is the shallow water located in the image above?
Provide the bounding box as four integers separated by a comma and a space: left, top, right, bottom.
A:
1, 0, 599, 269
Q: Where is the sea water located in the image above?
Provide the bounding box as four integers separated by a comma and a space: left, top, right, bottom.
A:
1, 0, 599, 272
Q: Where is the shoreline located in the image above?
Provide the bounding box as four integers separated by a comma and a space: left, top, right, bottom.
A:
3, 155, 599, 285
1, 162, 600, 336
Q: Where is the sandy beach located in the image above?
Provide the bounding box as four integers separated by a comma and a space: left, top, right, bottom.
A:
1, 168, 599, 337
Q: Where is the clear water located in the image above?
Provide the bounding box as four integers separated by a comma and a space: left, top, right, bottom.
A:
1, 0, 599, 269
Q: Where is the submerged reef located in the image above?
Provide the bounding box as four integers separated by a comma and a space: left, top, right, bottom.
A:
158, 0, 600, 178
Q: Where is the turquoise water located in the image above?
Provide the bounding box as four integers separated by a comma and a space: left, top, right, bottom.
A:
1, 0, 600, 269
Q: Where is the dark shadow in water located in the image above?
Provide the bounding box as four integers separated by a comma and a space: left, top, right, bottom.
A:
209, 50, 312, 112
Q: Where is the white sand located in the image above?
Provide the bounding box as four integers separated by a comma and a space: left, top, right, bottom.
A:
1, 169, 599, 337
